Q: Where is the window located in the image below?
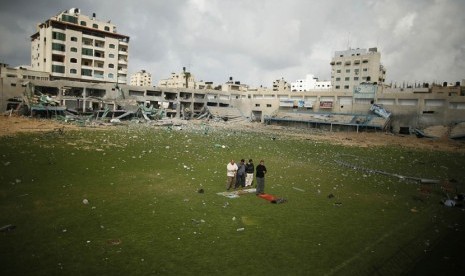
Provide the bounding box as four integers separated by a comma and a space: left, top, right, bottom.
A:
108, 64, 114, 68
80, 21, 86, 26
70, 58, 77, 63
52, 32, 66, 41
336, 77, 341, 81
11, 83, 16, 87
266, 104, 272, 107
336, 70, 341, 73
354, 77, 359, 81
70, 47, 77, 52
363, 68, 368, 72
104, 26, 110, 31
81, 69, 92, 76
62, 14, 77, 24
345, 69, 350, 73
109, 44, 116, 49
108, 73, 114, 78
335, 85, 340, 89
82, 48, 93, 56
71, 37, 78, 42
109, 54, 115, 58
52, 43, 65, 51
362, 60, 368, 63
344, 85, 350, 89
93, 23, 98, 29
345, 77, 350, 81
70, 69, 77, 74
255, 104, 260, 107
52, 65, 65, 73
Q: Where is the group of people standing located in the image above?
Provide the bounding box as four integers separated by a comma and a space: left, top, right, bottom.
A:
226, 159, 267, 194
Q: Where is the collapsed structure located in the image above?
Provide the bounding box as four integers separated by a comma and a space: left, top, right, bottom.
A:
1, 8, 465, 137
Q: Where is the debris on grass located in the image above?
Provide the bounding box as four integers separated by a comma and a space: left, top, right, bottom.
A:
0, 224, 16, 232
292, 187, 305, 192
107, 239, 121, 245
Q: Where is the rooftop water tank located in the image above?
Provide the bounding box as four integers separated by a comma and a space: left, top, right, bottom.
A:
69, 8, 80, 15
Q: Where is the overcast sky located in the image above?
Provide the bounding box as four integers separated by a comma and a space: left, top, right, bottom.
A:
1, 0, 464, 87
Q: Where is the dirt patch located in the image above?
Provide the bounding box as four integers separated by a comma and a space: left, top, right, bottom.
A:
0, 115, 80, 136
1, 115, 464, 153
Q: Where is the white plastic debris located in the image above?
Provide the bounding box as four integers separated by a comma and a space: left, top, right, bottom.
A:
82, 199, 89, 205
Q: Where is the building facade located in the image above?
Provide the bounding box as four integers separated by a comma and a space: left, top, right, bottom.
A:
157, 68, 197, 89
130, 70, 152, 87
30, 8, 129, 84
291, 74, 331, 91
273, 78, 291, 92
330, 47, 386, 92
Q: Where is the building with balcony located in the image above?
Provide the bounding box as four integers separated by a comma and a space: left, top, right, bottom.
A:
30, 8, 129, 84
130, 70, 152, 87
273, 78, 291, 92
330, 47, 385, 92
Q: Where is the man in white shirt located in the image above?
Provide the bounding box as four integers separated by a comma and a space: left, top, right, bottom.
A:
226, 160, 238, 190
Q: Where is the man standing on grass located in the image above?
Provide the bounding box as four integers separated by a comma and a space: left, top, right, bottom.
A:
226, 159, 238, 190
245, 159, 254, 187
255, 160, 267, 194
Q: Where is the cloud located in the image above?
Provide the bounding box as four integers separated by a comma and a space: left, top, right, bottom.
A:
0, 0, 464, 87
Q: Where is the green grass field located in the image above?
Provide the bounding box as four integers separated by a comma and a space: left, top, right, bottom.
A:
1, 124, 464, 275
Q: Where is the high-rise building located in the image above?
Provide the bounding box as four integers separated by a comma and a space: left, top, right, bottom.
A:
130, 70, 152, 86
330, 47, 386, 92
30, 8, 129, 84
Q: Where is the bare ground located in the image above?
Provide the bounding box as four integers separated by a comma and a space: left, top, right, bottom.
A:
1, 115, 464, 153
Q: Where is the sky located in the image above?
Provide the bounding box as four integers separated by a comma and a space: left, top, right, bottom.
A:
1, 0, 464, 87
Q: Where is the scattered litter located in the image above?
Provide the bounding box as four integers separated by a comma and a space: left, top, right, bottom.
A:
328, 193, 335, 199
334, 202, 343, 207
82, 199, 89, 205
198, 188, 204, 194
292, 187, 305, 192
236, 228, 245, 232
0, 224, 16, 232
107, 239, 121, 245
442, 199, 456, 207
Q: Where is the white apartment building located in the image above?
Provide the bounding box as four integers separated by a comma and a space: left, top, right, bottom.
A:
291, 74, 331, 91
330, 47, 386, 92
130, 70, 152, 87
30, 8, 129, 84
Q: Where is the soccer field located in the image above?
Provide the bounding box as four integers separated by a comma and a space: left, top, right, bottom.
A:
1, 125, 464, 275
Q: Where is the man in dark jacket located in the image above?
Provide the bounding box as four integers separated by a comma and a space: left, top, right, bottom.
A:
235, 159, 246, 189
255, 160, 267, 194
245, 159, 254, 187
